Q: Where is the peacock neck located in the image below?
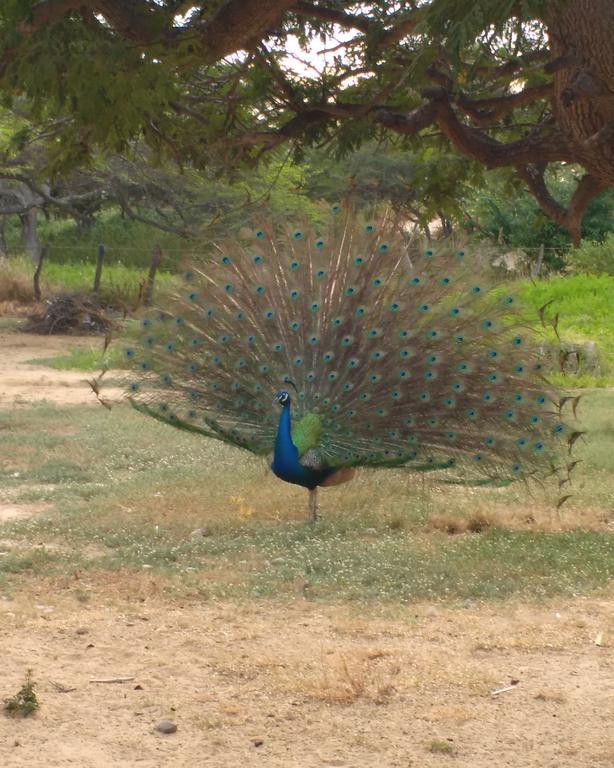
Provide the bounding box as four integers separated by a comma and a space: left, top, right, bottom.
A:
274, 403, 299, 465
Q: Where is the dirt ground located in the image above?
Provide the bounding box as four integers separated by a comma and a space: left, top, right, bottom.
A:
1, 328, 613, 767
0, 582, 613, 768
0, 329, 101, 408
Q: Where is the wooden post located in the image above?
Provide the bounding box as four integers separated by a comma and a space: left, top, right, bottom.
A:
143, 244, 163, 306
93, 244, 106, 294
33, 243, 48, 302
532, 243, 545, 278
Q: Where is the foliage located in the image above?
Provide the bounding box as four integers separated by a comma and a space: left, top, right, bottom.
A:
464, 169, 614, 267
4, 671, 38, 717
301, 143, 480, 227
566, 234, 614, 276
1, 1, 613, 241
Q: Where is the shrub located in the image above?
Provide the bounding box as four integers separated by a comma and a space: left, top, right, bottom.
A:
566, 234, 614, 276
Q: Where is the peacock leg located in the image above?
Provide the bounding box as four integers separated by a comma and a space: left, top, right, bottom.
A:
308, 488, 318, 525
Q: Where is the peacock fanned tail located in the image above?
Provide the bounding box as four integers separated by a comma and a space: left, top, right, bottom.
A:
115, 207, 574, 487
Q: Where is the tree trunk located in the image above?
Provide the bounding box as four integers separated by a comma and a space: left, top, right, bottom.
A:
0, 216, 7, 256
20, 208, 42, 265
143, 244, 163, 306
547, 0, 614, 186
33, 243, 48, 301
93, 244, 106, 294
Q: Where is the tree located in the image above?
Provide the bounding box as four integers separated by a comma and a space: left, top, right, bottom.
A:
463, 166, 614, 266
1, 1, 613, 243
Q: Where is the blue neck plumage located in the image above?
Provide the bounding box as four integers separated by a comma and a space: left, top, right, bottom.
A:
271, 396, 333, 490
274, 402, 299, 466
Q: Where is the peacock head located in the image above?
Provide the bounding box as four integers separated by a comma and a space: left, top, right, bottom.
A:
274, 390, 291, 407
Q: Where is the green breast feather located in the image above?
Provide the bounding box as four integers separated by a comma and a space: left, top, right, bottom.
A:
291, 412, 322, 457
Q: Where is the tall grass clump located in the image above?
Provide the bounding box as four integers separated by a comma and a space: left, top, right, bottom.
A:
0, 255, 36, 302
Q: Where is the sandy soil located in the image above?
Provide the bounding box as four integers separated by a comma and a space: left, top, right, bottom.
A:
0, 329, 102, 407
0, 579, 613, 768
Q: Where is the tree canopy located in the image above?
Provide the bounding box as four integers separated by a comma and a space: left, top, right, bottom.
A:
1, 0, 613, 243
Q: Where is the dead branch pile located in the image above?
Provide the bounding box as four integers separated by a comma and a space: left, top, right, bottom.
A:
25, 293, 117, 334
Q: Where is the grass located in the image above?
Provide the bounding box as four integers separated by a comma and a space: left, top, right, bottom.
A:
429, 739, 456, 756
30, 343, 123, 372
2, 209, 189, 269
0, 390, 612, 602
0, 254, 175, 306
3, 671, 39, 718
516, 273, 614, 386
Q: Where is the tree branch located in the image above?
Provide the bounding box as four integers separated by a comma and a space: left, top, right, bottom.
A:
292, 1, 372, 33
517, 165, 607, 245
375, 94, 572, 168
458, 83, 554, 125
196, 0, 298, 63
468, 49, 549, 80
3, 0, 298, 73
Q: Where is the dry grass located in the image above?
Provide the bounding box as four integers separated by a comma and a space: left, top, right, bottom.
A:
429, 738, 456, 756
535, 690, 567, 703
0, 257, 36, 302
283, 650, 401, 705
427, 511, 494, 535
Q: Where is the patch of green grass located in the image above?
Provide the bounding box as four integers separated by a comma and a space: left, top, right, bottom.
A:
3, 209, 189, 269
429, 739, 455, 756
31, 344, 122, 372
0, 317, 22, 331
4, 671, 39, 718
516, 274, 614, 386
0, 392, 612, 602
1, 254, 176, 306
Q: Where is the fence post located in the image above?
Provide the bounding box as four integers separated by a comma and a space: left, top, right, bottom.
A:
144, 244, 163, 306
33, 243, 48, 302
532, 243, 545, 278
93, 244, 106, 294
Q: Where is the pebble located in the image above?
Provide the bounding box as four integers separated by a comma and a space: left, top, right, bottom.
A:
271, 557, 285, 565
190, 527, 212, 538
155, 720, 177, 734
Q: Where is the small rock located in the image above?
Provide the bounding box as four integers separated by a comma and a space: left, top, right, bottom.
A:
155, 720, 177, 734
75, 627, 89, 635
190, 527, 212, 538
271, 557, 285, 565
251, 739, 264, 747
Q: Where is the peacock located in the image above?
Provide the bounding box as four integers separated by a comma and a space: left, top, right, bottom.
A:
108, 207, 577, 523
